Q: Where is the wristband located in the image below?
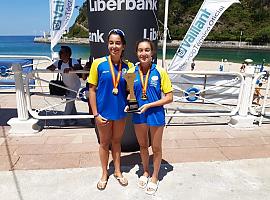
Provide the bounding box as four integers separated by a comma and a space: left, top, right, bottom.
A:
94, 113, 99, 118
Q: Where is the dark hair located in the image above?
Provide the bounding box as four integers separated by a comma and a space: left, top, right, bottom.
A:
107, 29, 126, 45
135, 38, 156, 56
59, 46, 72, 57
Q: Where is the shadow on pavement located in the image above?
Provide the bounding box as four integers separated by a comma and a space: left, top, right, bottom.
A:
135, 156, 174, 181
108, 152, 174, 182
0, 108, 17, 126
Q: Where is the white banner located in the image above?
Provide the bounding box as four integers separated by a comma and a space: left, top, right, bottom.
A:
50, 0, 75, 51
168, 0, 240, 71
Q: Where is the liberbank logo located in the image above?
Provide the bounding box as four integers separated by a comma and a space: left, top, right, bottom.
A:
89, 0, 157, 12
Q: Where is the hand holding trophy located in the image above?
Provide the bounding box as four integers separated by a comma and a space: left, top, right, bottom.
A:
124, 73, 139, 113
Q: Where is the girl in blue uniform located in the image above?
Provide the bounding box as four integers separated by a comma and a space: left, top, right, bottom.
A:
128, 39, 173, 194
88, 29, 133, 190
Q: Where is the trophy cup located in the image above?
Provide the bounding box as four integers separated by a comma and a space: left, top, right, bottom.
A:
124, 73, 139, 113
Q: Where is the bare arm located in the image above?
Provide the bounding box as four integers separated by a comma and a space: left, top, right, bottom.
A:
89, 84, 108, 125
73, 63, 83, 70
82, 64, 90, 80
46, 64, 56, 71
139, 92, 173, 113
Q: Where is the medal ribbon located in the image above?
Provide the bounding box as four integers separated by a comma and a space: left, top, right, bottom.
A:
139, 66, 150, 96
108, 56, 122, 90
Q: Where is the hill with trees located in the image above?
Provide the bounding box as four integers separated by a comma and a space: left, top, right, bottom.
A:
67, 0, 270, 44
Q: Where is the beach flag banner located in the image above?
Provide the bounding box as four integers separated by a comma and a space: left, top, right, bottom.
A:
50, 0, 75, 51
0, 59, 34, 89
168, 0, 240, 71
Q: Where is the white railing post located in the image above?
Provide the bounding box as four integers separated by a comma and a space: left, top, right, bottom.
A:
7, 64, 40, 134
229, 61, 256, 128
14, 64, 29, 120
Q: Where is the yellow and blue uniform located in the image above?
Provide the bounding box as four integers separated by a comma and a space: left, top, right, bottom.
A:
128, 64, 173, 126
88, 56, 133, 120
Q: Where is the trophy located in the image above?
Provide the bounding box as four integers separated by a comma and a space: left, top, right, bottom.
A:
124, 73, 139, 113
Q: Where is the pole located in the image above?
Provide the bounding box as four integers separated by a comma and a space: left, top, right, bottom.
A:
229, 60, 256, 128
162, 0, 169, 71
13, 64, 29, 120
239, 31, 242, 47
7, 64, 40, 134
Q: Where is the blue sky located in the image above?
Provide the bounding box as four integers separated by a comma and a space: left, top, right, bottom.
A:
0, 0, 85, 36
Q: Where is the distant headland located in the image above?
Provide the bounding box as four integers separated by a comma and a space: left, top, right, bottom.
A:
33, 36, 270, 50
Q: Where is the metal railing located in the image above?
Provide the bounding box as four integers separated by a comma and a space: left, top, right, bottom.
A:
3, 55, 270, 133
165, 71, 244, 119
249, 71, 270, 126
25, 69, 93, 120
0, 55, 52, 88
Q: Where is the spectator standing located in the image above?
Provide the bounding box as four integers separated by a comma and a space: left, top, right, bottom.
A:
47, 46, 82, 126
191, 60, 195, 71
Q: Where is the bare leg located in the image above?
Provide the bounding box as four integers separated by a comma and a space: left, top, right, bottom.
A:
134, 124, 150, 177
149, 126, 164, 184
256, 96, 260, 105
97, 122, 112, 182
111, 118, 126, 175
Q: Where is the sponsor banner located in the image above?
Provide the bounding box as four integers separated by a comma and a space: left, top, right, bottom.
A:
50, 0, 75, 51
87, 0, 159, 63
168, 0, 240, 71
0, 59, 34, 89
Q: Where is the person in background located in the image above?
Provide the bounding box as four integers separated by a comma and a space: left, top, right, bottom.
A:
88, 29, 133, 190
127, 39, 173, 195
191, 60, 195, 71
253, 82, 263, 105
47, 45, 82, 126
240, 63, 246, 73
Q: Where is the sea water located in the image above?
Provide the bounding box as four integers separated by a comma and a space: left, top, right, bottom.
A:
164, 47, 270, 64
0, 36, 90, 60
0, 36, 269, 64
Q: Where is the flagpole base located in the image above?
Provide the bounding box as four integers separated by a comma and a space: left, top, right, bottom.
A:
229, 115, 256, 129
7, 118, 41, 134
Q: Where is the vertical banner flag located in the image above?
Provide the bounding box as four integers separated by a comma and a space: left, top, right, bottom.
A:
50, 0, 75, 51
168, 0, 240, 71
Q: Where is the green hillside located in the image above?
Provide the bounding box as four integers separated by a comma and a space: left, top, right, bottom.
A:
68, 0, 270, 44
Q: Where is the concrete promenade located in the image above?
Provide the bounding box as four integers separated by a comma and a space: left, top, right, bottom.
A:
1, 93, 270, 199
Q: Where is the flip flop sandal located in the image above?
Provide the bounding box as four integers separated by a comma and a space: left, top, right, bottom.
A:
114, 174, 128, 186
145, 181, 159, 195
97, 179, 108, 190
138, 176, 149, 189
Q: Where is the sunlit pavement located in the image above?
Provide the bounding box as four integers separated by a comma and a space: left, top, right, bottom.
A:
1, 93, 270, 199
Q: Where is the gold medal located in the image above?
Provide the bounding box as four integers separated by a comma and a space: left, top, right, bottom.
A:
108, 56, 122, 96
139, 65, 150, 101
141, 93, 148, 100
112, 88, 118, 95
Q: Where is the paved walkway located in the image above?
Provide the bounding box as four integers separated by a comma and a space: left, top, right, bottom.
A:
1, 93, 270, 199
1, 124, 270, 171
1, 158, 270, 200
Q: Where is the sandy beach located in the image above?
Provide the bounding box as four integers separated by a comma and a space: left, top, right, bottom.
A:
36, 58, 242, 72
157, 59, 242, 72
